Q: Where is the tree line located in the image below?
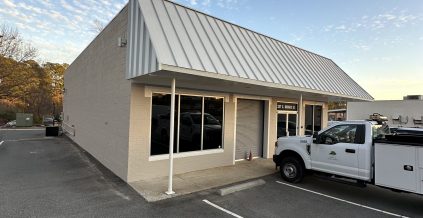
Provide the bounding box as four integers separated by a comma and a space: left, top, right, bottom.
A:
0, 24, 68, 124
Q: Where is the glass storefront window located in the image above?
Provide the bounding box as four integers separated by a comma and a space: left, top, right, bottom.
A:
150, 94, 179, 155
150, 93, 224, 156
305, 105, 313, 135
305, 104, 322, 136
314, 105, 322, 133
179, 96, 202, 152
203, 97, 224, 150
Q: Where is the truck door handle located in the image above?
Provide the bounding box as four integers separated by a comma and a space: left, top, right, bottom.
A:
345, 149, 356, 153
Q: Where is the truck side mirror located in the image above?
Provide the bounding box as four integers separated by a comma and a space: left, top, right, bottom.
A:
312, 132, 319, 144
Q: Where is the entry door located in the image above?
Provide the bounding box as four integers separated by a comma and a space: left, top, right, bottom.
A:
236, 99, 264, 160
277, 113, 297, 138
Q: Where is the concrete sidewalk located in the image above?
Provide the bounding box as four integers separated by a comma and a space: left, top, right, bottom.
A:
129, 158, 277, 202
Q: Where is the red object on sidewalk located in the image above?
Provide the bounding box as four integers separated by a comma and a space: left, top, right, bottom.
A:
248, 150, 252, 161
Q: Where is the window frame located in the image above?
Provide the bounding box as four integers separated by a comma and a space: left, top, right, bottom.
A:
305, 104, 323, 136
149, 92, 225, 157
276, 101, 298, 138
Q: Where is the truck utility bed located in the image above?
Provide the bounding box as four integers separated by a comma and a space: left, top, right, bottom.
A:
375, 137, 423, 146
374, 131, 423, 194
376, 128, 423, 145
384, 135, 423, 144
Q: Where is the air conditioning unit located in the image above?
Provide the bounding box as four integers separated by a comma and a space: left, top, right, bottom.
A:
403, 95, 423, 100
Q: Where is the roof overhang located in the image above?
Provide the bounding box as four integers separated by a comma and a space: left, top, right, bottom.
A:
131, 64, 373, 102
126, 0, 374, 101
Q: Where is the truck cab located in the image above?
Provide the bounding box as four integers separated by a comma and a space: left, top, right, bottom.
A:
273, 121, 386, 183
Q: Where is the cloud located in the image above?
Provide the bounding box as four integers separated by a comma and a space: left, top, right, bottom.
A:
217, 0, 240, 10
341, 58, 360, 66
3, 0, 16, 8
39, 0, 53, 8
181, 0, 242, 12
289, 33, 304, 43
0, 0, 127, 63
335, 25, 346, 31
319, 8, 423, 53
324, 9, 422, 34
353, 43, 370, 51
373, 56, 394, 62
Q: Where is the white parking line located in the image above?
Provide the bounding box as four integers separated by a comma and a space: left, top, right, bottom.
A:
0, 128, 44, 131
276, 181, 408, 218
203, 199, 243, 218
0, 141, 4, 146
4, 137, 55, 142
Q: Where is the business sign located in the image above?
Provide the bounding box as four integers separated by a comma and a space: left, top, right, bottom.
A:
277, 102, 298, 112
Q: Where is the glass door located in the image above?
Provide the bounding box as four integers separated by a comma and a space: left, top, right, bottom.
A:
288, 114, 297, 136
277, 113, 287, 138
305, 105, 322, 135
277, 113, 297, 138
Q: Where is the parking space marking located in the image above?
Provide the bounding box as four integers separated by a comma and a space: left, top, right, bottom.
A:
276, 181, 408, 218
203, 199, 243, 218
4, 137, 55, 142
0, 141, 4, 146
0, 129, 44, 131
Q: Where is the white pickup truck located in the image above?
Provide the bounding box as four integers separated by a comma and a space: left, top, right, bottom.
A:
273, 120, 423, 194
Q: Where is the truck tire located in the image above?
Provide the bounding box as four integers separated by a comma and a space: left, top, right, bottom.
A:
280, 156, 304, 183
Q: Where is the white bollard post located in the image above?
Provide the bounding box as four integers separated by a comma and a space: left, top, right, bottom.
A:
166, 78, 176, 195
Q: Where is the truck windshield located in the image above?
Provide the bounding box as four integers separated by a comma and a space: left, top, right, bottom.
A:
372, 124, 390, 139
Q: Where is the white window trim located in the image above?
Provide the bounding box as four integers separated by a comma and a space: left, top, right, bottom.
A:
149, 148, 224, 161
145, 86, 230, 102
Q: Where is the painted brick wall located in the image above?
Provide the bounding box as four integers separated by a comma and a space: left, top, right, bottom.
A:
63, 6, 131, 181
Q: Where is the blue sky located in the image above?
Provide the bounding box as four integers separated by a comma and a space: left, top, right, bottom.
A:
0, 0, 422, 100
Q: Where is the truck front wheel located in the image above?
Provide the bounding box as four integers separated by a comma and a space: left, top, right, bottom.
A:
280, 157, 304, 183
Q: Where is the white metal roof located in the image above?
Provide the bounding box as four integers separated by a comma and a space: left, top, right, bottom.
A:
127, 0, 373, 101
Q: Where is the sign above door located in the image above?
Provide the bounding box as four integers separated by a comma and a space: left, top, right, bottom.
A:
277, 103, 298, 112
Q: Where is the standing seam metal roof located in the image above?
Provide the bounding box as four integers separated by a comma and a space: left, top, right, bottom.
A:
128, 0, 373, 100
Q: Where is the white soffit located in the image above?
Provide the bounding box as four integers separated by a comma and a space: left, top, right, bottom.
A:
129, 0, 373, 101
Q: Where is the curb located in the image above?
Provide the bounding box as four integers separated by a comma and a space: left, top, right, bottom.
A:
218, 179, 266, 196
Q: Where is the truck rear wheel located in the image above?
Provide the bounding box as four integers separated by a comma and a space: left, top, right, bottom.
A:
280, 157, 304, 183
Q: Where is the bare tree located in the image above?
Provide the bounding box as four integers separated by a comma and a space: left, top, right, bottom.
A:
0, 24, 37, 62
91, 19, 105, 34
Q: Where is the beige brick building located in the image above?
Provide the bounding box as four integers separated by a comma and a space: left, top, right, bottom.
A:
64, 0, 372, 183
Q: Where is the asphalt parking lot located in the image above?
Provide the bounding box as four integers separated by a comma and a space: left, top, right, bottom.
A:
1, 129, 422, 218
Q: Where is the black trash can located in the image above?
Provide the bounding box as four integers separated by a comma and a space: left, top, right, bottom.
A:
46, 126, 59, 136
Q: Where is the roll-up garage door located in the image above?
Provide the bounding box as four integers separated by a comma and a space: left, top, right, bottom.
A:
236, 99, 264, 160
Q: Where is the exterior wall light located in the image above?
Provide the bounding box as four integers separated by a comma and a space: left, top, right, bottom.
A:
118, 37, 127, 47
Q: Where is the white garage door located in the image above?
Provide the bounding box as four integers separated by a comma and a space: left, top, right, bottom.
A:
236, 99, 264, 160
